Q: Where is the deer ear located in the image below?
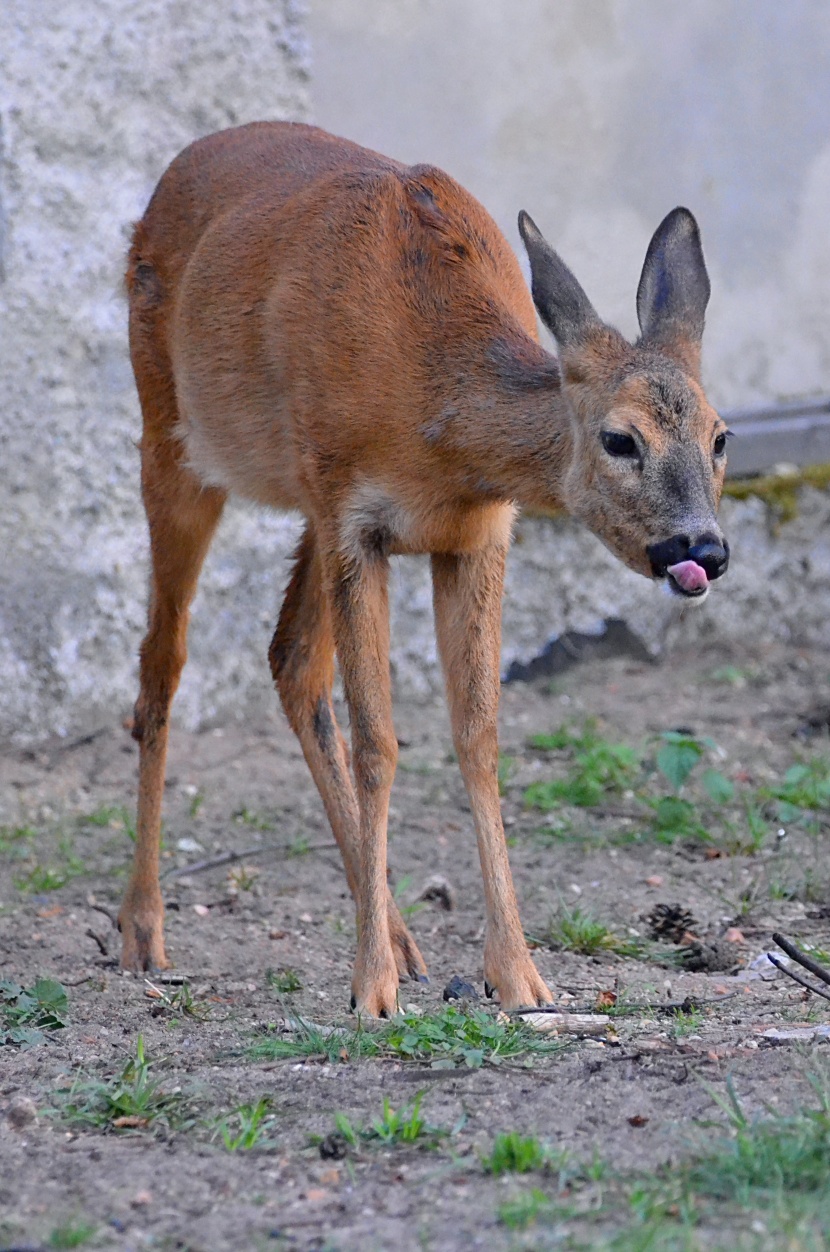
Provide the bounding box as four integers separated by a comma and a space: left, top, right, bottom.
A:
636, 207, 710, 375
518, 211, 601, 348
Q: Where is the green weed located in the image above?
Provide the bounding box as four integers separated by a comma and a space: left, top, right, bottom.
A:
543, 903, 641, 958
647, 795, 711, 845
80, 804, 137, 841
709, 664, 750, 687
0, 824, 36, 855
214, 1097, 276, 1151
482, 1131, 549, 1174
56, 1035, 189, 1132
764, 758, 830, 832
248, 1017, 381, 1064
13, 836, 86, 893
265, 967, 303, 995
188, 790, 205, 818
48, 1220, 98, 1249
496, 1072, 830, 1246
1, 977, 68, 1048
254, 1005, 566, 1071
333, 1092, 451, 1149
497, 1187, 554, 1230
147, 980, 211, 1022
392, 873, 426, 920
671, 1007, 704, 1038
233, 807, 275, 831
525, 722, 639, 809
381, 1005, 566, 1069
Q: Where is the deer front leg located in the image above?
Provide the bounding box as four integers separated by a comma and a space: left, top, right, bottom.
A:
327, 544, 400, 1018
431, 547, 552, 1009
122, 440, 225, 971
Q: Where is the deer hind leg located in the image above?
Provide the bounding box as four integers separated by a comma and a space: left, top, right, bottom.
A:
307, 538, 404, 1018
270, 527, 427, 986
120, 433, 226, 972
431, 547, 552, 1010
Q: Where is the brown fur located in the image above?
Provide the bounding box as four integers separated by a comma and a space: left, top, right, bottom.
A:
121, 122, 727, 1014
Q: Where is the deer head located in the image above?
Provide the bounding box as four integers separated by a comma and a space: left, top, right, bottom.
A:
519, 207, 729, 600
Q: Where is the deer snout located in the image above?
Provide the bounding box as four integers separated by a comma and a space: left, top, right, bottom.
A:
688, 535, 730, 581
647, 532, 729, 598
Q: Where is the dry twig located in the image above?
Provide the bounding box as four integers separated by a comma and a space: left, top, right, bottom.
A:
770, 932, 830, 1004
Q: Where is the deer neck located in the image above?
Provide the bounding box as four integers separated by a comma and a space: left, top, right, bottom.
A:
439, 333, 575, 513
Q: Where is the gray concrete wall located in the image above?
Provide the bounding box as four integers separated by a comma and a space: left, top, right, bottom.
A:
2, 1, 829, 745
0, 1, 311, 742
310, 0, 830, 413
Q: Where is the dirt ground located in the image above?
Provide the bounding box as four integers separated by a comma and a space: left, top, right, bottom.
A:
2, 640, 830, 1251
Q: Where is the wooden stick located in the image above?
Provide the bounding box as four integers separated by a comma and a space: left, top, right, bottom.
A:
163, 840, 337, 880
768, 954, 830, 1004
773, 932, 830, 987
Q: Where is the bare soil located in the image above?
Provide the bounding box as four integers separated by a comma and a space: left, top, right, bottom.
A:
2, 641, 830, 1251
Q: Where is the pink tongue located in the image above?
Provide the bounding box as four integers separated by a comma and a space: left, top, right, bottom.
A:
667, 559, 709, 593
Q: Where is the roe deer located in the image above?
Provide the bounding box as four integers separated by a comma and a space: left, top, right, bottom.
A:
122, 121, 729, 1015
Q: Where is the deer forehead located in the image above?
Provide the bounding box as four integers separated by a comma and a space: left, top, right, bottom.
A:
605, 373, 716, 451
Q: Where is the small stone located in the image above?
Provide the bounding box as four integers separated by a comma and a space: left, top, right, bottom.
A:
7, 1096, 37, 1128
442, 975, 480, 1003
645, 875, 664, 888
724, 927, 745, 943
176, 837, 203, 853
319, 1132, 347, 1160
193, 904, 209, 916
131, 1189, 152, 1208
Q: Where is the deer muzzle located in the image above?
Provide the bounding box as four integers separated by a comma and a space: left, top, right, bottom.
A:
647, 533, 729, 598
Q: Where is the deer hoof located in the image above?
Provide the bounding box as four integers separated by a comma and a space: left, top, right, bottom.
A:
387, 898, 429, 983
118, 909, 169, 973
483, 959, 552, 1011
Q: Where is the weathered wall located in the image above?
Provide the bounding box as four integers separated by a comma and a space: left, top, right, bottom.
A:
0, 1, 311, 741
2, 1, 830, 745
310, 0, 830, 413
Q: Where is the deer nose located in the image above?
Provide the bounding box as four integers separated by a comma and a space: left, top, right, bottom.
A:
647, 532, 729, 580
688, 534, 729, 581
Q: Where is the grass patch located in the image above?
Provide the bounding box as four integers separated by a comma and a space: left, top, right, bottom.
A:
79, 804, 136, 840
55, 1035, 191, 1133
333, 1091, 453, 1149
265, 967, 303, 995
542, 903, 642, 958
522, 721, 777, 854
525, 722, 639, 809
13, 834, 87, 892
1, 977, 67, 1048
146, 980, 211, 1022
763, 758, 830, 835
482, 1131, 550, 1174
496, 1072, 830, 1247
249, 1005, 567, 1070
0, 824, 36, 855
213, 1097, 277, 1152
48, 1220, 98, 1249
248, 1017, 382, 1064
380, 1005, 566, 1069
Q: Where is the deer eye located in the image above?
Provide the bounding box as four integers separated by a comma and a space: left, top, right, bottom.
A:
713, 432, 727, 456
601, 431, 638, 458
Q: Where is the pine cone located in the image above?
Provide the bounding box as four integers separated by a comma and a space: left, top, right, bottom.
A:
646, 902, 698, 944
